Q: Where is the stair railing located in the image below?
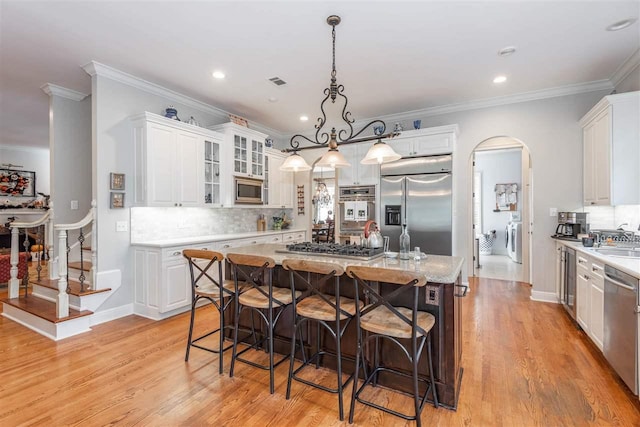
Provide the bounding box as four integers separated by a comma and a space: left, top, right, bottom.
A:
8, 204, 54, 300
53, 200, 96, 318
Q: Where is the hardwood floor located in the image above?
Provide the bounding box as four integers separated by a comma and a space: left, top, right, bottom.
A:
1, 277, 639, 426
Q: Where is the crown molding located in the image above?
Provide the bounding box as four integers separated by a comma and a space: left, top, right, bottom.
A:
0, 143, 49, 153
610, 48, 640, 88
40, 83, 88, 101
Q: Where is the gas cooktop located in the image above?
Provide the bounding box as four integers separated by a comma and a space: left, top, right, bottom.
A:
276, 242, 384, 261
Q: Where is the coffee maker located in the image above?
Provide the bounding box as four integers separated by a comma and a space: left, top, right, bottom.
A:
555, 212, 589, 239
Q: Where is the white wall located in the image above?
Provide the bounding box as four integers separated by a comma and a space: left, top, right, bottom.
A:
615, 64, 640, 93
411, 90, 610, 295
50, 95, 92, 224
475, 149, 522, 255
0, 145, 50, 197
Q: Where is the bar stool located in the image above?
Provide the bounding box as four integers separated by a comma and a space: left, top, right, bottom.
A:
183, 249, 247, 374
346, 265, 438, 427
227, 253, 301, 394
282, 259, 360, 421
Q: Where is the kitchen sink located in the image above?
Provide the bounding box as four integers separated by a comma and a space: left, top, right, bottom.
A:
594, 247, 640, 258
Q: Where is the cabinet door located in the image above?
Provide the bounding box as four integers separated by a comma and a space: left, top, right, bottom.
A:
204, 139, 221, 206
589, 264, 605, 350
147, 124, 177, 206
176, 131, 201, 206
280, 169, 294, 208
337, 144, 358, 186
357, 144, 380, 186
583, 123, 596, 204
251, 139, 264, 178
576, 270, 590, 330
593, 110, 611, 205
391, 139, 412, 157
162, 260, 190, 312
267, 154, 282, 207
233, 134, 248, 175
412, 133, 453, 156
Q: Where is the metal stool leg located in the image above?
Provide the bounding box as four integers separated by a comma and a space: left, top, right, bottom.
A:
230, 304, 242, 378
335, 318, 344, 421
185, 298, 197, 362
427, 332, 439, 408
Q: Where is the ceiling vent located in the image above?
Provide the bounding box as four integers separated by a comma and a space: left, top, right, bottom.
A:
268, 76, 287, 86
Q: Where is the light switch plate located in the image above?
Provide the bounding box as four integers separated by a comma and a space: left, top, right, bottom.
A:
70, 200, 79, 210
116, 221, 128, 232
550, 207, 557, 217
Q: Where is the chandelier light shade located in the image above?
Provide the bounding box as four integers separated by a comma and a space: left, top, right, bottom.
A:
281, 14, 401, 170
316, 147, 351, 168
280, 152, 312, 172
361, 140, 402, 165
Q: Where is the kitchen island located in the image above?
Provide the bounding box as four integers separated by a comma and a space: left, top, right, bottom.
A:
220, 243, 466, 409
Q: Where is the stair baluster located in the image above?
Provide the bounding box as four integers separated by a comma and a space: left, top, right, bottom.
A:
21, 230, 30, 298
57, 229, 70, 318
77, 229, 86, 292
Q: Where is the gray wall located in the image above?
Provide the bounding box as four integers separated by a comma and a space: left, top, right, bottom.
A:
50, 95, 92, 224
475, 149, 522, 255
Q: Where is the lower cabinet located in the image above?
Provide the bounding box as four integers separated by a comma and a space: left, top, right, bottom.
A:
575, 253, 604, 351
132, 230, 307, 320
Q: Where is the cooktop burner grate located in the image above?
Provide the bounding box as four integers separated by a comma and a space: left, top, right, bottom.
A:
276, 242, 384, 260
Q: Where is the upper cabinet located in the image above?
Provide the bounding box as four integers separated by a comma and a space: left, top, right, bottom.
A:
265, 148, 294, 209
131, 112, 225, 207
383, 125, 458, 157
209, 122, 267, 179
337, 143, 379, 187
580, 91, 640, 206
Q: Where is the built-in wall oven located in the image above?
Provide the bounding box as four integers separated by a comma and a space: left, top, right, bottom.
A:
338, 185, 376, 235
235, 177, 263, 204
561, 246, 577, 319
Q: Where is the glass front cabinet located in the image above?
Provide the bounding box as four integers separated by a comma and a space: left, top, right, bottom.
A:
209, 122, 267, 180
204, 139, 221, 205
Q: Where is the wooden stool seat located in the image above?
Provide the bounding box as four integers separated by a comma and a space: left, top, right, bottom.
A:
360, 305, 435, 339
239, 286, 301, 309
297, 295, 362, 321
195, 280, 250, 299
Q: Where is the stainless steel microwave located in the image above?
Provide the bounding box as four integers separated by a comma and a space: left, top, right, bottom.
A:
235, 177, 264, 204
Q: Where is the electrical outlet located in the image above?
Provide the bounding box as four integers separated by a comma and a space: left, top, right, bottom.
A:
550, 207, 558, 217
70, 200, 78, 210
116, 221, 128, 232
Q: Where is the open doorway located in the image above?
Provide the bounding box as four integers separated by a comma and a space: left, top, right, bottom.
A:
470, 137, 532, 283
310, 163, 336, 243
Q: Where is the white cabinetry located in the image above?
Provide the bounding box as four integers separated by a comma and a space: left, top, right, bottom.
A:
133, 241, 214, 320
132, 112, 225, 207
282, 230, 306, 244
383, 125, 458, 157
575, 253, 605, 351
265, 148, 294, 209
337, 143, 379, 186
209, 122, 267, 179
580, 91, 640, 206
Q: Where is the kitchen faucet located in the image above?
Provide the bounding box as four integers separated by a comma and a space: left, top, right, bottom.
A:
616, 223, 629, 230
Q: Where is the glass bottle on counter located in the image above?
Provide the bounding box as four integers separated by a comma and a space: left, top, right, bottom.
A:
399, 224, 410, 260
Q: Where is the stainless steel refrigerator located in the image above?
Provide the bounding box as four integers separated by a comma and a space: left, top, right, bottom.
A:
380, 155, 452, 255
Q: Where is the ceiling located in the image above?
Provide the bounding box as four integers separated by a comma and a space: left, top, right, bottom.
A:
1, 1, 639, 149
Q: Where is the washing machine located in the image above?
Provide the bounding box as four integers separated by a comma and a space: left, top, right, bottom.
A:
507, 222, 522, 263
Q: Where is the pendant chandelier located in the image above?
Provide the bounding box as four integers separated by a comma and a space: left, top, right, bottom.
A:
312, 181, 332, 207
280, 15, 401, 172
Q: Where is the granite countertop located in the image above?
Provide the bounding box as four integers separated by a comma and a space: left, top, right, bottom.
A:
220, 243, 465, 284
553, 238, 640, 278
131, 228, 307, 248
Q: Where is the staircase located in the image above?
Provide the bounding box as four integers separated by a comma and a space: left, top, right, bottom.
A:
2, 201, 113, 340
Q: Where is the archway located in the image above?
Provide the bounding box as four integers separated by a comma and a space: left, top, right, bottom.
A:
468, 136, 532, 283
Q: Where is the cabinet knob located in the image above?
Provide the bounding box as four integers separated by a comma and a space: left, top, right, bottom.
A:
174, 203, 178, 207
172, 251, 181, 256
251, 241, 257, 244
223, 244, 231, 248
591, 202, 596, 205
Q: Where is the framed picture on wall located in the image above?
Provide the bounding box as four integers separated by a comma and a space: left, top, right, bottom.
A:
0, 169, 36, 197
110, 192, 125, 209
110, 173, 125, 190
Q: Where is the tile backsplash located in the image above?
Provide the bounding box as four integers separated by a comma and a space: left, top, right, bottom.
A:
583, 204, 640, 232
130, 207, 294, 243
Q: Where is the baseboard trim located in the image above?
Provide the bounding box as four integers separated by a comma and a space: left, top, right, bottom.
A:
530, 290, 559, 303
90, 304, 134, 326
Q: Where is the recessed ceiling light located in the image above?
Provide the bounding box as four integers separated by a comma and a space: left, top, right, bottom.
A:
493, 75, 507, 84
299, 115, 309, 121
498, 46, 516, 57
606, 18, 637, 31
268, 97, 278, 103
212, 71, 225, 79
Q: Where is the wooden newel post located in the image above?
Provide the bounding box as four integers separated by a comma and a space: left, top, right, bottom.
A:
57, 229, 69, 318
8, 227, 20, 299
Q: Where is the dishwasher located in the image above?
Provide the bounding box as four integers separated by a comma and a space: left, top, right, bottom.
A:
603, 265, 639, 395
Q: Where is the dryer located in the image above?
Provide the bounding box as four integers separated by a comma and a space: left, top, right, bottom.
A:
507, 222, 522, 263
